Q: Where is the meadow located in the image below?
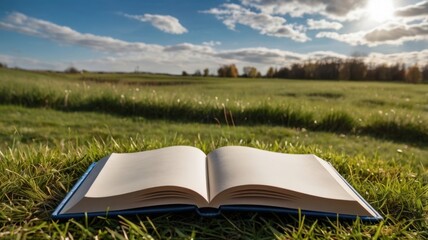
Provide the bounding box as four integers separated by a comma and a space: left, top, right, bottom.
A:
0, 68, 427, 239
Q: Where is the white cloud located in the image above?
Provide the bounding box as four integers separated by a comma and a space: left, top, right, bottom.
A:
395, 1, 428, 18
317, 20, 428, 46
202, 3, 309, 42
0, 54, 67, 70
307, 19, 343, 30
215, 47, 303, 65
0, 12, 163, 53
1, 12, 427, 74
202, 41, 221, 46
163, 43, 215, 54
316, 31, 364, 46
306, 51, 347, 60
365, 49, 428, 66
364, 21, 428, 43
239, 0, 368, 21
213, 49, 348, 70
122, 13, 188, 34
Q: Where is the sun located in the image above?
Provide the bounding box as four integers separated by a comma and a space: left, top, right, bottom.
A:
367, 0, 395, 22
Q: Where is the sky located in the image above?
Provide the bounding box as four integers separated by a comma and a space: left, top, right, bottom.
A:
0, 0, 427, 74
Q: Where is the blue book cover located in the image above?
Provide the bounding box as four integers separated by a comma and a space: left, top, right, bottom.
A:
52, 146, 383, 221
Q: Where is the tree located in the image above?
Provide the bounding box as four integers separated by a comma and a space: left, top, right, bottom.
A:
243, 66, 258, 78
218, 64, 239, 78
406, 65, 422, 83
422, 64, 428, 82
390, 63, 405, 82
290, 64, 305, 79
193, 70, 202, 76
265, 67, 276, 78
203, 68, 209, 77
228, 64, 239, 78
64, 66, 80, 74
365, 63, 376, 81
0, 62, 7, 68
372, 64, 391, 81
303, 61, 316, 79
275, 67, 290, 78
348, 58, 367, 80
315, 58, 341, 80
182, 71, 188, 76
217, 67, 225, 77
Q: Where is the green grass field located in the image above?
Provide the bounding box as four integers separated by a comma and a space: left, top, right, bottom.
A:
0, 68, 427, 239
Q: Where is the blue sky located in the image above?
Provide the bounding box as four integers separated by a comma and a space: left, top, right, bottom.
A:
0, 0, 427, 74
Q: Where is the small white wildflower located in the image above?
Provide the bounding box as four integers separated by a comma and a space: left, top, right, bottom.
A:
177, 99, 180, 103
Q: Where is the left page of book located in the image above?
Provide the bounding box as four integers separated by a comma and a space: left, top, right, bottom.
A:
60, 146, 209, 214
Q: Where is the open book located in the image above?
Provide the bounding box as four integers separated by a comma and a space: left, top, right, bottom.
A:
52, 146, 382, 220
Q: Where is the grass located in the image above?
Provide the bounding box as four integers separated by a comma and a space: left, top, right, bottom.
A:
0, 68, 427, 238
1, 68, 427, 145
1, 105, 427, 166
1, 138, 427, 239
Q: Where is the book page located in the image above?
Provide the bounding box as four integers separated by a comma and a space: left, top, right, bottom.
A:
86, 146, 209, 201
207, 146, 354, 201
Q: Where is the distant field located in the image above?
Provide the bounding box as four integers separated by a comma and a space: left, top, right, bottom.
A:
0, 68, 427, 238
1, 68, 427, 144
2, 69, 427, 120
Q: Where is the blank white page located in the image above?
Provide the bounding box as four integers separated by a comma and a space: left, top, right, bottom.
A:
86, 146, 208, 201
207, 146, 354, 201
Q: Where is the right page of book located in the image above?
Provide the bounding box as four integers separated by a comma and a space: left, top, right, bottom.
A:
207, 146, 376, 216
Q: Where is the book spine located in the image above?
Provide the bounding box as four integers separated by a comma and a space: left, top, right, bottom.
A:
52, 162, 97, 219
219, 205, 383, 221
195, 208, 221, 217
52, 205, 198, 220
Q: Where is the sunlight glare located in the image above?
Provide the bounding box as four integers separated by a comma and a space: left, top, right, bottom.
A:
367, 0, 395, 22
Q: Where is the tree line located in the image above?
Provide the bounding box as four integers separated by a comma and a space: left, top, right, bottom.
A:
1, 59, 427, 83
187, 58, 428, 83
